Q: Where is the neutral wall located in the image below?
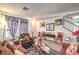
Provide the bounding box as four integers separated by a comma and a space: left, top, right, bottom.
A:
33, 16, 77, 42
37, 17, 72, 36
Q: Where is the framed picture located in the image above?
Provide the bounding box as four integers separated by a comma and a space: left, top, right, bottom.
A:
40, 22, 45, 27
55, 19, 62, 25
46, 23, 54, 31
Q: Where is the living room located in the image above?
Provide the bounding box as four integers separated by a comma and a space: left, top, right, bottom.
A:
0, 3, 79, 55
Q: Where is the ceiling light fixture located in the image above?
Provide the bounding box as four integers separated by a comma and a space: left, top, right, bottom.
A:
23, 7, 29, 11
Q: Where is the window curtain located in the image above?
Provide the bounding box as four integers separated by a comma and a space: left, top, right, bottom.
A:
20, 19, 28, 34
5, 15, 19, 39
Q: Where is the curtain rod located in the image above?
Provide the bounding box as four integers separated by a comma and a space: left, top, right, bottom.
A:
0, 10, 28, 20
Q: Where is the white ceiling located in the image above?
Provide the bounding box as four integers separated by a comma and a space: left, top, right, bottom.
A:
0, 3, 79, 19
